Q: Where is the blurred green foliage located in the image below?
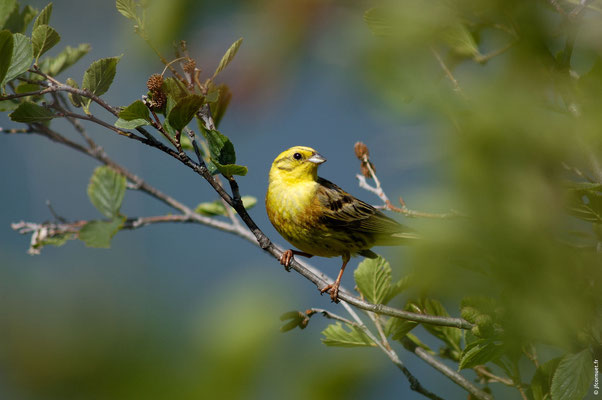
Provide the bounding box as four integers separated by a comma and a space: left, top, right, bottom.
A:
355, 0, 601, 397
0, 269, 382, 400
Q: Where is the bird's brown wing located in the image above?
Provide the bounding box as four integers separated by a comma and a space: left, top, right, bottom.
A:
315, 177, 418, 245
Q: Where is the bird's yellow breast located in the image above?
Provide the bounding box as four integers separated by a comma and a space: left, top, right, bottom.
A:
266, 178, 317, 232
266, 178, 343, 257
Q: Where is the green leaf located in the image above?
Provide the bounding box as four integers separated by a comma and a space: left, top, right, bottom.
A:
116, 0, 137, 20
3, 33, 32, 85
162, 77, 187, 101
550, 349, 594, 400
321, 322, 375, 347
31, 24, 60, 61
9, 101, 55, 122
167, 94, 203, 132
2, 4, 37, 34
443, 22, 480, 57
180, 134, 194, 150
0, 99, 19, 111
78, 216, 125, 248
279, 311, 309, 332
383, 274, 412, 304
566, 183, 602, 223
420, 298, 462, 353
201, 128, 247, 177
114, 118, 149, 130
213, 37, 242, 78
66, 77, 83, 108
565, 181, 602, 192
208, 84, 232, 128
385, 317, 418, 341
87, 166, 126, 219
460, 306, 480, 324
354, 255, 391, 305
363, 8, 392, 37
0, 30, 14, 85
241, 195, 257, 210
15, 82, 40, 93
458, 338, 505, 370
402, 332, 435, 355
195, 195, 256, 216
33, 3, 52, 30
39, 233, 71, 248
39, 43, 90, 76
81, 55, 122, 109
115, 99, 150, 129
213, 162, 248, 177
195, 200, 227, 216
0, 0, 17, 30
531, 358, 562, 400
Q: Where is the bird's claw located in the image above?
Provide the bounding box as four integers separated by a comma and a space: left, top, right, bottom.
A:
279, 250, 293, 272
320, 283, 340, 303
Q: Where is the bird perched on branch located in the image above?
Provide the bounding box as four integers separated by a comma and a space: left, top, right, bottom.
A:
266, 146, 418, 302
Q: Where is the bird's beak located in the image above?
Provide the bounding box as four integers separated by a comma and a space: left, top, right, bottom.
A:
308, 153, 326, 164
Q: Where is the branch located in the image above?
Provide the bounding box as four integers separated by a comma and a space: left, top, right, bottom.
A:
473, 41, 515, 64
4, 77, 474, 332
431, 47, 466, 98
336, 303, 445, 400
569, 0, 594, 18
474, 365, 514, 386
354, 142, 463, 218
404, 338, 494, 400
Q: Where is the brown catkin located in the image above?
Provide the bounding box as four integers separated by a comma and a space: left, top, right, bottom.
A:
354, 141, 369, 160
151, 90, 166, 110
147, 74, 164, 92
183, 58, 196, 75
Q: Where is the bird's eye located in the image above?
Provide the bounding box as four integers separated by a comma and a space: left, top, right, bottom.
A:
293, 152, 302, 160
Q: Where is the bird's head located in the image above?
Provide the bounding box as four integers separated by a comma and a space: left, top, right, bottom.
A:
269, 146, 326, 183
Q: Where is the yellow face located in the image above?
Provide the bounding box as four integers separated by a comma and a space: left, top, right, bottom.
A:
269, 146, 326, 182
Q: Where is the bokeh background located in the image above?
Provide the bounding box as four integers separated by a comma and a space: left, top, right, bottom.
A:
1, 0, 601, 399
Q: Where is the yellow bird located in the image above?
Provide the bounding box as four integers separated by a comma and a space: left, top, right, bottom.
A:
265, 146, 418, 302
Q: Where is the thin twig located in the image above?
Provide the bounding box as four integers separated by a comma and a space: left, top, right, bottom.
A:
305, 308, 356, 326
0, 127, 32, 134
474, 365, 514, 386
354, 143, 463, 218
562, 162, 596, 183
5, 75, 475, 332
569, 0, 593, 18
356, 175, 462, 218
339, 303, 444, 400
0, 87, 53, 100
522, 343, 540, 368
473, 41, 515, 64
46, 200, 68, 223
53, 92, 96, 148
548, 0, 566, 15
431, 47, 466, 98
404, 338, 494, 400
149, 108, 179, 149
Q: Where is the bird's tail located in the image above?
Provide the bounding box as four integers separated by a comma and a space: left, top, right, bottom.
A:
374, 231, 421, 246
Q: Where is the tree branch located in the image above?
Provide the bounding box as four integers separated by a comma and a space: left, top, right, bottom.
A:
337, 303, 445, 400
354, 142, 463, 219
4, 76, 475, 331
404, 338, 494, 400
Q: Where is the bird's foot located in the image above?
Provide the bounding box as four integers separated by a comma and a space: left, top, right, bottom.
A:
279, 250, 294, 271
279, 250, 314, 272
320, 283, 340, 303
